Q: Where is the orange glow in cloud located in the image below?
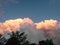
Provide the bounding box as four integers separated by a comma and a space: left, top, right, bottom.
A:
0, 18, 59, 34
36, 19, 57, 30
4, 18, 23, 31
0, 18, 34, 34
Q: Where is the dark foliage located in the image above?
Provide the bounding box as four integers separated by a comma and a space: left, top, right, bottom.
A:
0, 34, 4, 45
5, 31, 30, 45
38, 39, 54, 45
0, 34, 2, 37
5, 31, 54, 45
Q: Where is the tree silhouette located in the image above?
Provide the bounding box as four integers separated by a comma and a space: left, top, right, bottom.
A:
0, 34, 2, 37
5, 31, 54, 45
5, 31, 30, 45
0, 34, 4, 45
38, 39, 54, 45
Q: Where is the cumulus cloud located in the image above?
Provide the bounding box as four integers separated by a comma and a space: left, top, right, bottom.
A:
0, 18, 60, 45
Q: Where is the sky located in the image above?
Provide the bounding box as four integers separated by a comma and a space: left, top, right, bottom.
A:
0, 0, 60, 22
0, 0, 60, 45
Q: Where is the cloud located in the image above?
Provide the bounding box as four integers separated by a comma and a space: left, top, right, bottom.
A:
0, 18, 60, 45
36, 19, 60, 45
36, 19, 57, 30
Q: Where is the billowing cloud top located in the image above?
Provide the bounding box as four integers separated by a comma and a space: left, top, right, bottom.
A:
0, 18, 59, 34
36, 19, 57, 30
0, 18, 60, 45
0, 18, 34, 34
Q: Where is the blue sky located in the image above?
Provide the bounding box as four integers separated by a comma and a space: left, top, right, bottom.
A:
0, 0, 60, 22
